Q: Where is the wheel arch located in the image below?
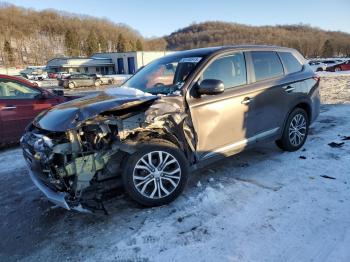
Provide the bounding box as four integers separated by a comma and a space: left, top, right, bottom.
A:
294, 102, 311, 121
279, 100, 312, 139
122, 128, 194, 164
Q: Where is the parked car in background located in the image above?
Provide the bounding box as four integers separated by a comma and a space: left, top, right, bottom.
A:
21, 45, 320, 212
58, 73, 103, 88
0, 74, 73, 145
89, 74, 115, 85
48, 72, 59, 79
308, 60, 327, 72
56, 72, 71, 79
20, 68, 48, 81
326, 60, 350, 72
321, 59, 343, 70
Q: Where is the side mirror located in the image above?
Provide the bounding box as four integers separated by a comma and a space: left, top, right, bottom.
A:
197, 79, 224, 95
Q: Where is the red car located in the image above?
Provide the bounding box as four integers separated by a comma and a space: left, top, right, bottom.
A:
0, 74, 71, 145
48, 72, 58, 79
326, 60, 350, 72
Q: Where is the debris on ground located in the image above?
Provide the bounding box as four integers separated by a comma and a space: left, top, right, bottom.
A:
341, 136, 350, 141
320, 175, 336, 180
299, 156, 307, 159
239, 162, 249, 168
328, 142, 345, 148
196, 181, 202, 187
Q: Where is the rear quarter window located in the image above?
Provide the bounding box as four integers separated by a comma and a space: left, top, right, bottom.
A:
251, 51, 284, 82
278, 52, 303, 74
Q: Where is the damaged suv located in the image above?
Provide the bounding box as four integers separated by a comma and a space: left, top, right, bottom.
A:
21, 46, 320, 212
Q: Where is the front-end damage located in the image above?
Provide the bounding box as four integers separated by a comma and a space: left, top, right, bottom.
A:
21, 95, 196, 212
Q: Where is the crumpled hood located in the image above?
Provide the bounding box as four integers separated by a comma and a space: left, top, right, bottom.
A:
33, 87, 158, 132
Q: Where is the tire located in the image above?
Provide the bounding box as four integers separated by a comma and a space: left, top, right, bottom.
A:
68, 82, 75, 89
122, 139, 189, 207
316, 67, 323, 72
334, 67, 341, 72
94, 80, 101, 87
275, 108, 309, 152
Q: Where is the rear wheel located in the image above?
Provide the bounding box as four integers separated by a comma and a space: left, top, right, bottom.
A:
276, 108, 309, 151
122, 140, 189, 207
94, 80, 102, 87
68, 82, 75, 89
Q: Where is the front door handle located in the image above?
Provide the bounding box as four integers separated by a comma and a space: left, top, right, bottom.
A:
241, 97, 253, 105
1, 106, 17, 110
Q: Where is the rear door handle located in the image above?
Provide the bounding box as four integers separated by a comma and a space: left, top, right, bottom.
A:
241, 97, 254, 105
284, 86, 295, 93
1, 106, 17, 110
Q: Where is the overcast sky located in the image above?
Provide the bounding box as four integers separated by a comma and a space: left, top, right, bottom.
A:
4, 0, 350, 37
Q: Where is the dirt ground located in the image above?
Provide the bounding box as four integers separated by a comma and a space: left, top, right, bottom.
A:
0, 74, 349, 262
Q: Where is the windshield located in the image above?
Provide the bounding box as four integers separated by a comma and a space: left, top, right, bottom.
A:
122, 55, 202, 95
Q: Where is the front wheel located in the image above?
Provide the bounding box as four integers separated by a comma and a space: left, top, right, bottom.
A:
276, 108, 309, 151
334, 67, 341, 72
122, 140, 189, 207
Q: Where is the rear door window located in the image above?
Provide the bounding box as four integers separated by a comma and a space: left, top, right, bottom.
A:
0, 80, 40, 99
251, 51, 284, 82
201, 52, 247, 89
278, 52, 303, 74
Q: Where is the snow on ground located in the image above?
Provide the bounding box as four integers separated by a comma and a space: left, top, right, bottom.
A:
319, 75, 350, 104
0, 77, 350, 262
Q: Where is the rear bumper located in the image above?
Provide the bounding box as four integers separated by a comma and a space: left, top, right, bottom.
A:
28, 168, 71, 210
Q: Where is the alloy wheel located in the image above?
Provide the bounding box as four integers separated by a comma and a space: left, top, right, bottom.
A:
288, 113, 307, 146
132, 151, 181, 199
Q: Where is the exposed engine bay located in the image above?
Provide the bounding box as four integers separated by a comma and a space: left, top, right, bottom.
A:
21, 92, 196, 213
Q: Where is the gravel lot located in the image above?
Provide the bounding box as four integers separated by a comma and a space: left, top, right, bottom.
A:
0, 73, 349, 262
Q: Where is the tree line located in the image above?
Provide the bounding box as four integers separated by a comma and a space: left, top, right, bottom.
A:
1, 4, 349, 68
0, 3, 167, 67
166, 22, 350, 58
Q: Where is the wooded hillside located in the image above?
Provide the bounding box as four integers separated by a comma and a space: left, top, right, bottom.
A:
0, 3, 167, 67
166, 22, 350, 58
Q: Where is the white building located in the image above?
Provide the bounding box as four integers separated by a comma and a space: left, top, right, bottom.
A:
46, 57, 115, 75
92, 51, 174, 74
46, 51, 174, 75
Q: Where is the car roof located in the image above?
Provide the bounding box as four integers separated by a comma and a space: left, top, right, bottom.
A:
163, 45, 299, 62
166, 45, 296, 58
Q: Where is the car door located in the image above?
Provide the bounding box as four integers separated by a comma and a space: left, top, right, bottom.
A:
187, 51, 287, 161
186, 52, 257, 160
246, 51, 293, 136
81, 75, 93, 86
342, 60, 350, 70
0, 79, 55, 144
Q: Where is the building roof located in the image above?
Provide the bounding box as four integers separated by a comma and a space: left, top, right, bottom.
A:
47, 57, 114, 68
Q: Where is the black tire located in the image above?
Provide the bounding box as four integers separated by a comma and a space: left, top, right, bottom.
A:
122, 139, 189, 207
334, 67, 341, 72
316, 67, 323, 72
276, 108, 309, 152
